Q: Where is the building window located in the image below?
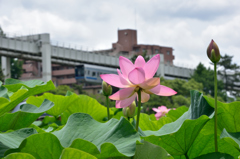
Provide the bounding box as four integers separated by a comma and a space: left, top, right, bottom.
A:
67, 75, 74, 78
67, 66, 74, 69
142, 49, 146, 53
121, 51, 128, 55
155, 49, 159, 53
167, 51, 170, 55
134, 48, 140, 52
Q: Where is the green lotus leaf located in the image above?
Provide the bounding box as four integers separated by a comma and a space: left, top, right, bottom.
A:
60, 148, 97, 159
141, 90, 214, 156
61, 95, 114, 123
28, 124, 46, 133
220, 128, 240, 151
134, 140, 174, 159
0, 97, 9, 106
0, 128, 37, 157
166, 106, 188, 121
0, 80, 55, 116
194, 152, 234, 159
26, 93, 79, 117
53, 113, 141, 158
204, 96, 240, 132
42, 116, 57, 125
188, 119, 240, 159
136, 113, 173, 131
137, 106, 188, 131
0, 99, 54, 131
112, 110, 124, 120
189, 90, 214, 119
0, 88, 28, 115
4, 79, 45, 92
4, 153, 36, 159
0, 81, 9, 100
70, 138, 133, 158
5, 133, 64, 159
143, 115, 209, 156
69, 139, 100, 156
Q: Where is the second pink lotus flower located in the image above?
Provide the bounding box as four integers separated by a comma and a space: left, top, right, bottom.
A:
153, 106, 173, 120
100, 54, 177, 108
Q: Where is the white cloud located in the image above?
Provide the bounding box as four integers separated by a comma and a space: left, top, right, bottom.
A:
1, 0, 240, 69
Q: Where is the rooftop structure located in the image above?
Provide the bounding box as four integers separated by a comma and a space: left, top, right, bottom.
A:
111, 29, 174, 65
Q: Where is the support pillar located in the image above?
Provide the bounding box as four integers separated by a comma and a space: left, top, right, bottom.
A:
157, 54, 165, 78
40, 34, 52, 82
1, 56, 11, 80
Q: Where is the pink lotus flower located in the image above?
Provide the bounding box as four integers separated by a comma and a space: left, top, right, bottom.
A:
100, 54, 177, 108
152, 106, 171, 120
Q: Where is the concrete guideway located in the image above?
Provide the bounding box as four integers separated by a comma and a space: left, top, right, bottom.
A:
0, 33, 193, 82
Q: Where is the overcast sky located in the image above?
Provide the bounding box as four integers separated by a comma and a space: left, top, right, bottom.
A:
0, 0, 240, 69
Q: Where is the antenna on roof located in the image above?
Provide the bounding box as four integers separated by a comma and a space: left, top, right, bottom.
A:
135, 8, 137, 30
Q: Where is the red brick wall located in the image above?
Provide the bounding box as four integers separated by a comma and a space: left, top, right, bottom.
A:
116, 29, 137, 52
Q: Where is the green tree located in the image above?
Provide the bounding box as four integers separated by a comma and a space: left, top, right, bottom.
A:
142, 77, 204, 114
161, 78, 203, 97
191, 62, 226, 100
48, 85, 75, 96
11, 58, 23, 79
217, 54, 240, 97
172, 95, 191, 108
0, 66, 4, 82
72, 84, 85, 94
0, 26, 5, 37
0, 57, 23, 80
130, 51, 150, 63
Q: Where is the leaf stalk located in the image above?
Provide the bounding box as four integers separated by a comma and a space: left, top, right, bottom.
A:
106, 96, 110, 120
214, 62, 218, 152
135, 89, 141, 132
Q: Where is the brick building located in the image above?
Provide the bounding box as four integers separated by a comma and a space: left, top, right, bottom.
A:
111, 29, 174, 65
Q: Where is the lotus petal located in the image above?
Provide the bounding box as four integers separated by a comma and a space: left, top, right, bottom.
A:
128, 68, 145, 85
135, 56, 146, 68
109, 87, 135, 100
100, 74, 129, 88
119, 56, 134, 79
115, 93, 137, 108
139, 78, 160, 90
143, 54, 160, 79
150, 84, 177, 96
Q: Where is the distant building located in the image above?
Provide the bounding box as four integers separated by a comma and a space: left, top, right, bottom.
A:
20, 29, 175, 88
111, 29, 174, 65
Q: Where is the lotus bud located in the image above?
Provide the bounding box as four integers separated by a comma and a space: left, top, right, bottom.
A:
207, 39, 221, 63
102, 81, 112, 96
123, 101, 136, 118
122, 107, 129, 117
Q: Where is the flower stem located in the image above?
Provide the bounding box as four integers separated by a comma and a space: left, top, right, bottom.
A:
135, 89, 141, 132
106, 96, 110, 120
214, 62, 218, 152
